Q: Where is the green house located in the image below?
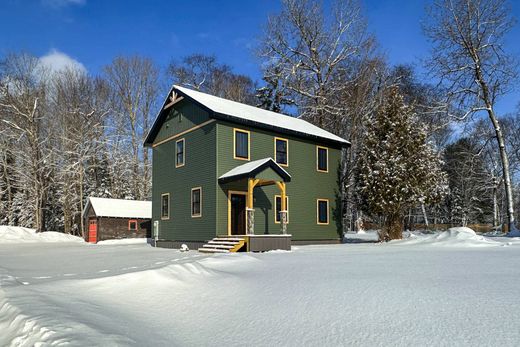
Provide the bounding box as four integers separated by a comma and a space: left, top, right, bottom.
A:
144, 85, 349, 252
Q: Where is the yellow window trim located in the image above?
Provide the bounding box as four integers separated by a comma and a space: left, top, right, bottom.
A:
274, 195, 289, 224
316, 198, 329, 225
161, 193, 170, 220
273, 137, 289, 167
233, 128, 250, 161
227, 190, 248, 235
191, 187, 202, 218
175, 138, 185, 168
316, 145, 329, 173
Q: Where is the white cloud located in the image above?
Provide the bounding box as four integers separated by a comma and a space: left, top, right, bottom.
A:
39, 49, 86, 75
42, 0, 86, 8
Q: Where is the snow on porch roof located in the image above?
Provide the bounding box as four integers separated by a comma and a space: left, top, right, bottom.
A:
218, 158, 291, 183
84, 197, 152, 219
172, 85, 350, 146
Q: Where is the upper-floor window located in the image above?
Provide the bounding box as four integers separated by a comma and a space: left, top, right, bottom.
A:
234, 128, 250, 160
176, 138, 185, 167
274, 137, 288, 166
317, 199, 329, 225
161, 193, 170, 220
191, 187, 202, 218
317, 146, 328, 172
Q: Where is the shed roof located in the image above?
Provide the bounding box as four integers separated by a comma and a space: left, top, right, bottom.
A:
83, 197, 152, 219
144, 85, 350, 147
218, 158, 291, 183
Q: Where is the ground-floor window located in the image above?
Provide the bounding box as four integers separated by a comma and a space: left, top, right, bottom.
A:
161, 193, 170, 220
275, 195, 289, 223
128, 219, 137, 231
191, 187, 202, 217
317, 199, 329, 225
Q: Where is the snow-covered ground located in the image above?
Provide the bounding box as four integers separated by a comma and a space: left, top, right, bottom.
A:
1, 227, 520, 346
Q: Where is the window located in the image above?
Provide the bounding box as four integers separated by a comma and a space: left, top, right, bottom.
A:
274, 138, 288, 166
128, 220, 137, 231
161, 193, 170, 220
317, 199, 329, 225
234, 129, 250, 160
191, 187, 202, 217
176, 138, 185, 167
275, 195, 289, 223
317, 146, 328, 172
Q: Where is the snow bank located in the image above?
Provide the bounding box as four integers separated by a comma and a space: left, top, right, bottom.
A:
394, 227, 500, 247
96, 238, 149, 245
0, 226, 83, 244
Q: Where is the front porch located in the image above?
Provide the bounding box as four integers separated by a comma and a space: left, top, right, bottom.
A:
200, 158, 292, 253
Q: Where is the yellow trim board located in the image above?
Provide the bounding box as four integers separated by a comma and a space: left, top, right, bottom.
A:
274, 195, 289, 224
152, 119, 216, 148
233, 128, 250, 161
191, 187, 202, 218
316, 145, 329, 173
227, 190, 248, 235
316, 198, 329, 225
161, 193, 170, 220
273, 137, 289, 167
175, 138, 185, 168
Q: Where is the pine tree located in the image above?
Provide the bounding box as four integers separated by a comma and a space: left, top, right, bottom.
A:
357, 87, 448, 241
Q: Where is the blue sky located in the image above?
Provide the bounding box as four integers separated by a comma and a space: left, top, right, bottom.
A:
1, 0, 519, 114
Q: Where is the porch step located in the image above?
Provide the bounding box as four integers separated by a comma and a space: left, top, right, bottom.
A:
198, 236, 247, 253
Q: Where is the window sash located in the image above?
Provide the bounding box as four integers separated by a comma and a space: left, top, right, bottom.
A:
317, 147, 328, 171
192, 188, 201, 216
161, 194, 169, 219
128, 220, 137, 231
275, 139, 288, 165
318, 200, 328, 224
176, 139, 184, 166
235, 131, 249, 159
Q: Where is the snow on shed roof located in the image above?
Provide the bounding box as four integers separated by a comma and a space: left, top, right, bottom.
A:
172, 85, 350, 146
85, 197, 151, 219
219, 158, 291, 183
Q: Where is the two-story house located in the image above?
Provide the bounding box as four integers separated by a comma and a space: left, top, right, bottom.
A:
144, 85, 349, 252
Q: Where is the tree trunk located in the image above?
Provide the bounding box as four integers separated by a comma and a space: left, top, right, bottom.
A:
380, 213, 403, 241
421, 203, 429, 228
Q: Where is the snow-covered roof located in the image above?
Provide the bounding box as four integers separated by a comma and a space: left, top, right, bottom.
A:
175, 85, 348, 145
144, 85, 350, 147
84, 197, 151, 219
219, 158, 291, 183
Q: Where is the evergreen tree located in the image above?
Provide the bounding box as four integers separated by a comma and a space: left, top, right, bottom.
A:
357, 87, 448, 241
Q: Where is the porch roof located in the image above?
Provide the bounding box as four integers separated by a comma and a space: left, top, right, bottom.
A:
218, 158, 291, 183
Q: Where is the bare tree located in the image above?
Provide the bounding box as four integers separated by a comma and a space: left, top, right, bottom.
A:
104, 56, 159, 200
50, 67, 109, 236
424, 0, 518, 233
167, 54, 256, 104
0, 53, 55, 232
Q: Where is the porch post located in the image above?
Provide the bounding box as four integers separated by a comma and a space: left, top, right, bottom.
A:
277, 181, 288, 234
246, 178, 257, 235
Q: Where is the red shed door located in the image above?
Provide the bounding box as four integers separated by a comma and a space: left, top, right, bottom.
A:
88, 219, 97, 243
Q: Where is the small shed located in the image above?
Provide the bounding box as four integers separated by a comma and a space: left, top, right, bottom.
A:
83, 197, 152, 243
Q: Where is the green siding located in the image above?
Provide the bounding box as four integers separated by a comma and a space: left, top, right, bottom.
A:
216, 121, 342, 240
151, 100, 343, 243
152, 102, 216, 242
154, 100, 211, 144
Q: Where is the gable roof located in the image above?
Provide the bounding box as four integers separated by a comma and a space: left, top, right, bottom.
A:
218, 158, 291, 183
83, 197, 152, 219
144, 85, 350, 147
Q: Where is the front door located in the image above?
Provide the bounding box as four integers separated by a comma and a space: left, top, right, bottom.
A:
88, 219, 97, 243
230, 193, 246, 235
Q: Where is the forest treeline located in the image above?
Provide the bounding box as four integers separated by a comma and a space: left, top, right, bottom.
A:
1, 0, 519, 239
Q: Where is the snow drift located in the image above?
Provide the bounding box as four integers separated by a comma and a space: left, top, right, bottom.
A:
394, 227, 500, 247
0, 226, 83, 244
